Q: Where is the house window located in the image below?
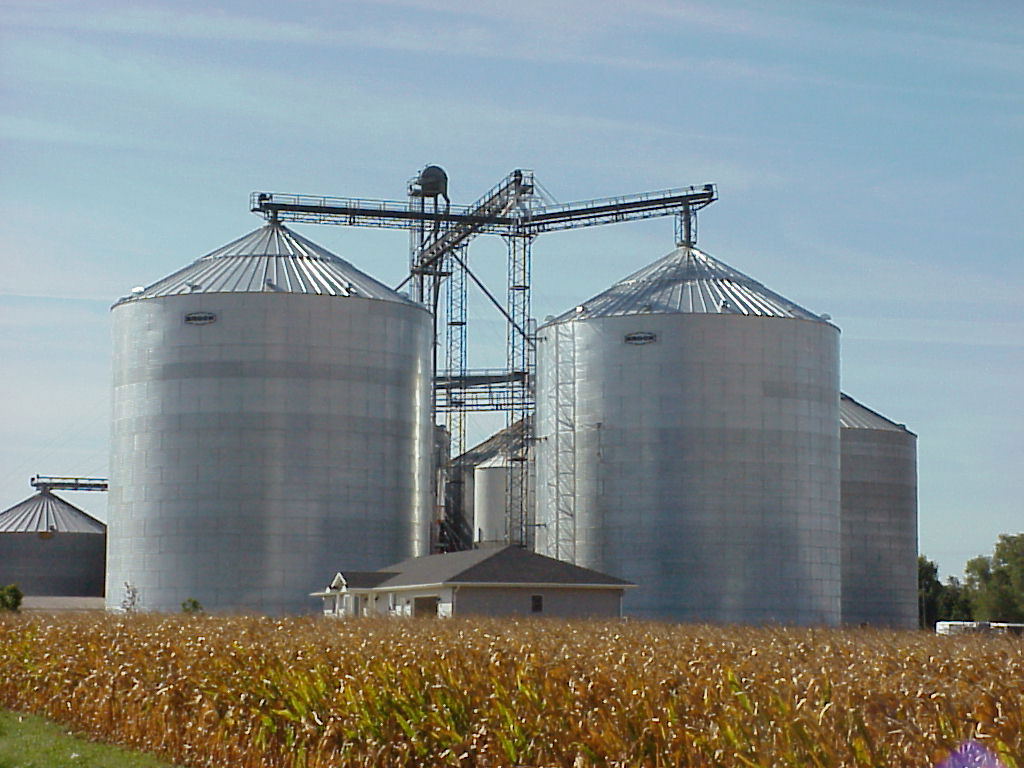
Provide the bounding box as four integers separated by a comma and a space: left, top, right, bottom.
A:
531, 594, 543, 613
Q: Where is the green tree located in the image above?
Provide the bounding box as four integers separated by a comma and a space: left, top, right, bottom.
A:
0, 584, 23, 612
937, 576, 972, 621
918, 556, 942, 629
919, 557, 974, 628
181, 598, 203, 613
964, 534, 1024, 621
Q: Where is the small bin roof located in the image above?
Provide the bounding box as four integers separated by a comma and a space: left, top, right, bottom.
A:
115, 220, 417, 305
0, 491, 105, 534
840, 393, 915, 434
544, 245, 828, 324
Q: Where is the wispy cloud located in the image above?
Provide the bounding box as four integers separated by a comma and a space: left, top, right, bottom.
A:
633, 1, 1024, 74
1, 32, 774, 181
5, 1, 1019, 104
1, 4, 766, 77
0, 115, 148, 150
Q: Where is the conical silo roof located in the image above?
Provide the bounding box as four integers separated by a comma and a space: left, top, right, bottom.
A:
116, 220, 415, 305
840, 394, 914, 434
546, 245, 827, 323
0, 491, 106, 534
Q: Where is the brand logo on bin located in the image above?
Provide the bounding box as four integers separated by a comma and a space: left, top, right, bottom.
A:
624, 331, 657, 345
184, 312, 217, 325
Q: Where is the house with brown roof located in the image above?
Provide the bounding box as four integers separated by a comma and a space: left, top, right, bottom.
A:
311, 546, 634, 618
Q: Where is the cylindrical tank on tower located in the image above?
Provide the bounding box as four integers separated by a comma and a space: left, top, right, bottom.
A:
107, 220, 432, 614
839, 393, 918, 628
535, 245, 841, 625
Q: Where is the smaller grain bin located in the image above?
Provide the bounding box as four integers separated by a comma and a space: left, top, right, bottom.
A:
840, 394, 918, 628
0, 491, 106, 596
446, 420, 531, 547
473, 455, 508, 544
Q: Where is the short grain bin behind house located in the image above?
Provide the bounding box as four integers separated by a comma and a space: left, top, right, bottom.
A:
0, 491, 105, 596
840, 393, 918, 628
107, 220, 432, 614
445, 419, 534, 547
535, 245, 841, 625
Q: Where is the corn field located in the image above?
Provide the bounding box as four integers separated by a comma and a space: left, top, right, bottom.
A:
0, 614, 1021, 768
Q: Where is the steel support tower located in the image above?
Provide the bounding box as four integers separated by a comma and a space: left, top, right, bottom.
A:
250, 171, 716, 551
504, 232, 533, 546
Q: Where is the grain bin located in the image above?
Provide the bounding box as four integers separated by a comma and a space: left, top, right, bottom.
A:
0, 491, 106, 596
446, 420, 528, 547
839, 394, 918, 628
473, 455, 508, 544
107, 220, 432, 614
535, 245, 841, 625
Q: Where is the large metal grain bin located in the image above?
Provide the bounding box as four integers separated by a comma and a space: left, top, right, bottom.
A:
839, 394, 918, 628
535, 245, 841, 625
0, 491, 106, 596
107, 221, 432, 614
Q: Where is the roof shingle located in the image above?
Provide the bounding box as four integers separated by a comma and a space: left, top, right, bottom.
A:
362, 546, 632, 588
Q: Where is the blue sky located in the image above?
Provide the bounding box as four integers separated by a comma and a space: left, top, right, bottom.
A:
1, 0, 1021, 579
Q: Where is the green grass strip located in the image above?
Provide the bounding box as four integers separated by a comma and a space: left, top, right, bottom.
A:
0, 710, 179, 768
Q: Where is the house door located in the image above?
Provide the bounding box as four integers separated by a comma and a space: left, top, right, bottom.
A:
413, 596, 440, 617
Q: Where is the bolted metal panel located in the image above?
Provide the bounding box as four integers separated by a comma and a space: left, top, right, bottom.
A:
0, 532, 105, 596
535, 247, 841, 625
107, 288, 432, 615
840, 394, 918, 628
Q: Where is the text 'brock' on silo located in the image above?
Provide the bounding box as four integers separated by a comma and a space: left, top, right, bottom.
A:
534, 245, 842, 625
107, 220, 432, 614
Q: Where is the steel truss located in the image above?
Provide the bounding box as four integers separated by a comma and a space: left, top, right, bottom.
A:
251, 173, 716, 553
30, 475, 108, 492
439, 245, 471, 550
444, 245, 469, 458
548, 322, 577, 562
504, 234, 533, 546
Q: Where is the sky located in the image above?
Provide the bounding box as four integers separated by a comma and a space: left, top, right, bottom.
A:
1, 0, 1021, 580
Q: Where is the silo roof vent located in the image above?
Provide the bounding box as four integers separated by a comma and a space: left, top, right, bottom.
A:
0, 491, 105, 534
545, 245, 826, 324
116, 220, 415, 305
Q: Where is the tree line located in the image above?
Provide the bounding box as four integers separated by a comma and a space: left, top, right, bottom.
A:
919, 533, 1024, 629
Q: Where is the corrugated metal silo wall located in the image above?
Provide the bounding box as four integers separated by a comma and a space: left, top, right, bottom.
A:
536, 313, 841, 625
473, 464, 508, 544
0, 533, 105, 596
107, 292, 432, 614
840, 428, 918, 628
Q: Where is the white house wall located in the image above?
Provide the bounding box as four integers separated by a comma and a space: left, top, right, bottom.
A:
453, 586, 622, 618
